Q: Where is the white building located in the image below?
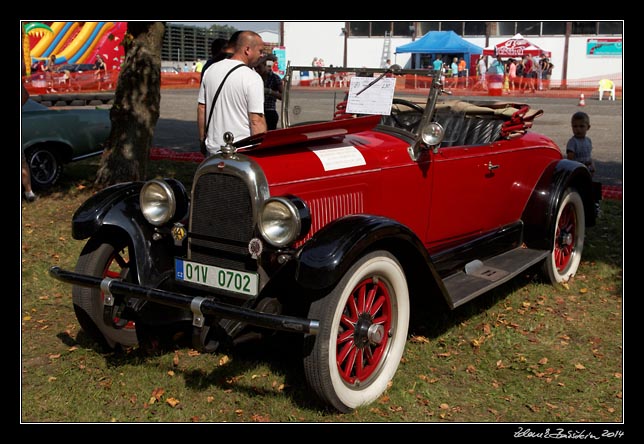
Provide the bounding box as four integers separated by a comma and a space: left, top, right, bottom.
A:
280, 21, 623, 83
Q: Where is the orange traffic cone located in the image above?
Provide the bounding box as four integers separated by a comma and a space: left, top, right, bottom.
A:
578, 93, 586, 106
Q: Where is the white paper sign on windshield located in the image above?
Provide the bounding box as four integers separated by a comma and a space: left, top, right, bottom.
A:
345, 76, 396, 116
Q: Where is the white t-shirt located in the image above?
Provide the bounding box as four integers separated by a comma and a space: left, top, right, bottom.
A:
198, 59, 264, 152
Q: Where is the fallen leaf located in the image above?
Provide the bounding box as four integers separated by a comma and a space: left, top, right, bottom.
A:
439, 403, 449, 410
151, 387, 165, 401
251, 414, 271, 422
49, 354, 61, 360
410, 335, 430, 344
167, 370, 175, 377
579, 288, 588, 294
173, 352, 180, 366
538, 357, 548, 365
219, 355, 230, 366
166, 397, 180, 407
574, 363, 586, 370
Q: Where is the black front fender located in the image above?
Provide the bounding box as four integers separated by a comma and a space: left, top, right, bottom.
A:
72, 182, 145, 240
71, 181, 175, 287
295, 214, 444, 294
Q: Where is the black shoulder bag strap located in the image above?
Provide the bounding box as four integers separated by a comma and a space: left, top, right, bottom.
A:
203, 63, 247, 138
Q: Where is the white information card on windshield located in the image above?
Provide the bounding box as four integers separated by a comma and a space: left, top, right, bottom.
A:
346, 76, 396, 116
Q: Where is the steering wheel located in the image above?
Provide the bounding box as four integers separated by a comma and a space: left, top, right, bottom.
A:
383, 98, 425, 132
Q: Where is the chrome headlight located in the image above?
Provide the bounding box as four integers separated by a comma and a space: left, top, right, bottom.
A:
421, 122, 445, 146
259, 196, 310, 248
140, 179, 180, 226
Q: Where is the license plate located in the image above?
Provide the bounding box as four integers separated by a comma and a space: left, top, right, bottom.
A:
175, 258, 259, 297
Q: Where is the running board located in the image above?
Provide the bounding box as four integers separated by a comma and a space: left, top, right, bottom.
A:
443, 248, 549, 309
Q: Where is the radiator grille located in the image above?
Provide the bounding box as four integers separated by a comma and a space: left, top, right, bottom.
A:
188, 173, 256, 270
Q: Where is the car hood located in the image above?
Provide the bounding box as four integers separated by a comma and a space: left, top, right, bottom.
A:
231, 115, 418, 189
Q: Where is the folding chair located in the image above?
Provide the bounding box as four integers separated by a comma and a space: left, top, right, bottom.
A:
598, 79, 615, 101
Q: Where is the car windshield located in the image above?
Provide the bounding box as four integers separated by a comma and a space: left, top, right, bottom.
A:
281, 65, 439, 129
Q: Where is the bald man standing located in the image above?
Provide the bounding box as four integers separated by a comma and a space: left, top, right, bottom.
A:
198, 31, 267, 155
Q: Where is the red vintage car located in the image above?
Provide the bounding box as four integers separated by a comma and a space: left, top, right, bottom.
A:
50, 65, 600, 413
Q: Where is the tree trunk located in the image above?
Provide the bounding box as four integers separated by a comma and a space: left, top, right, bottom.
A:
94, 21, 165, 188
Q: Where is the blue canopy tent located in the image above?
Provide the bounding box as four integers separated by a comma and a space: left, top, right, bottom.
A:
395, 30, 483, 72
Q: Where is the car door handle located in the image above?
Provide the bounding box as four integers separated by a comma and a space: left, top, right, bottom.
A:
487, 161, 500, 171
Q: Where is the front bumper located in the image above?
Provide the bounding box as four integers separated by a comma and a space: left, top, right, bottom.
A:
49, 266, 319, 335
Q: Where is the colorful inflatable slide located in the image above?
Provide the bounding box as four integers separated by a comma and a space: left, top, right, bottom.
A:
27, 21, 127, 70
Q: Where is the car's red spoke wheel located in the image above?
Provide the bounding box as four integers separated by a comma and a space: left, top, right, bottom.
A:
554, 203, 577, 272
102, 248, 136, 330
544, 188, 585, 284
304, 251, 409, 413
337, 277, 391, 384
73, 238, 140, 349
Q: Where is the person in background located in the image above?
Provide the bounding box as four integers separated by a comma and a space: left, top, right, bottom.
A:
94, 54, 107, 89
540, 55, 553, 90
489, 55, 505, 75
566, 111, 600, 215
515, 57, 525, 91
311, 57, 319, 85
457, 56, 467, 87
94, 54, 106, 73
200, 37, 232, 83
450, 57, 459, 88
532, 53, 542, 90
317, 58, 326, 87
566, 111, 595, 176
476, 56, 487, 90
21, 54, 36, 202
507, 58, 517, 92
198, 31, 266, 155
256, 54, 283, 130
432, 55, 444, 73
522, 56, 535, 92
46, 53, 58, 92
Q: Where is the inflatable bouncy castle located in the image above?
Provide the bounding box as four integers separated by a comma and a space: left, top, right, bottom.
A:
22, 21, 127, 93
24, 21, 127, 72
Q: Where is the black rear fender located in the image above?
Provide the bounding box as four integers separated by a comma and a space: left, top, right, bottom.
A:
522, 159, 597, 249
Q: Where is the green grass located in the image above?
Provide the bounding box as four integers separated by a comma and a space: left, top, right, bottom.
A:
21, 159, 623, 423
